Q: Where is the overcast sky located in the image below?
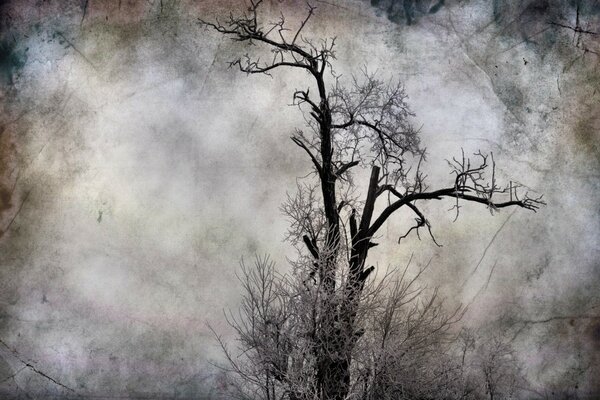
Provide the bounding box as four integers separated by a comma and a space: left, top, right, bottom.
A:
0, 0, 598, 398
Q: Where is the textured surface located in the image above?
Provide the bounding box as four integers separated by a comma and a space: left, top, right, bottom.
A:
0, 0, 598, 398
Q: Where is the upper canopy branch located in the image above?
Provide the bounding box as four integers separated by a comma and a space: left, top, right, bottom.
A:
199, 1, 335, 78
203, 1, 545, 288
291, 134, 323, 174
231, 55, 312, 76
328, 71, 422, 183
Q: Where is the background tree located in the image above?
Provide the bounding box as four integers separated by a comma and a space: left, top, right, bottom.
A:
201, 2, 544, 399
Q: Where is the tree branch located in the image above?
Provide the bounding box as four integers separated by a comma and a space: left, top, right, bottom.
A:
336, 160, 359, 177
368, 187, 544, 238
397, 202, 442, 247
303, 234, 319, 259
358, 165, 380, 234
291, 136, 322, 174
231, 58, 312, 75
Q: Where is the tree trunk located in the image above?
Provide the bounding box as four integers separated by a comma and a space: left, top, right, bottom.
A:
312, 65, 381, 399
314, 95, 348, 399
317, 166, 381, 400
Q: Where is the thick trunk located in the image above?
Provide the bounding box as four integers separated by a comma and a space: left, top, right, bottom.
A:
316, 166, 381, 400
314, 90, 347, 399
312, 67, 380, 400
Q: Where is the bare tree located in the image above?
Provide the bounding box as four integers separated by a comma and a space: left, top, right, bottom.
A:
356, 261, 466, 400
452, 328, 525, 400
477, 335, 523, 400
212, 256, 469, 400
201, 2, 544, 399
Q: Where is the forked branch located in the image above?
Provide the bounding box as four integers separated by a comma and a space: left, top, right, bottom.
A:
367, 151, 545, 239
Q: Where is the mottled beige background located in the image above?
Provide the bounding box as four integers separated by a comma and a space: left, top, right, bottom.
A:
0, 0, 598, 398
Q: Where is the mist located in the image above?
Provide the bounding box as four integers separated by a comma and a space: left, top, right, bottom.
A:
0, 0, 598, 398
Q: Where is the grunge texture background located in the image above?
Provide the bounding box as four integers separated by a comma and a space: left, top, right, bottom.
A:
0, 0, 598, 398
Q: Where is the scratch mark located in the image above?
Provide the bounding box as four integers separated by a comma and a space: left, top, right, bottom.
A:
81, 0, 89, 26
549, 21, 597, 36
0, 366, 27, 385
483, 259, 499, 291
491, 26, 552, 57
465, 259, 500, 310
446, 13, 525, 126
55, 31, 97, 70
519, 315, 600, 324
1, 190, 30, 237
463, 208, 516, 287
0, 339, 77, 393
